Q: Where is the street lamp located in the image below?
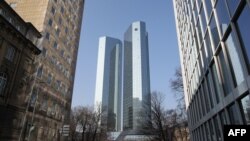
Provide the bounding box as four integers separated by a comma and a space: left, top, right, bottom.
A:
18, 80, 45, 141
18, 54, 45, 141
27, 81, 46, 141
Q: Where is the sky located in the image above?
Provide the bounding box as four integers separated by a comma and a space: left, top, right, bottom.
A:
72, 0, 180, 109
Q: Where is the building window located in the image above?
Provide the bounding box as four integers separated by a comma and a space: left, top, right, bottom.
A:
205, 32, 213, 62
55, 80, 61, 90
42, 48, 47, 57
65, 27, 68, 34
56, 28, 60, 36
217, 49, 232, 96
51, 6, 55, 14
214, 116, 222, 141
215, 0, 230, 36
209, 120, 216, 141
45, 33, 50, 40
41, 98, 48, 111
202, 81, 210, 112
61, 7, 64, 13
224, 31, 245, 86
204, 122, 211, 141
59, 17, 62, 25
226, 0, 240, 16
200, 6, 207, 35
196, 18, 203, 45
47, 73, 52, 84
37, 66, 43, 78
5, 46, 15, 62
209, 14, 220, 49
201, 43, 208, 70
53, 42, 58, 49
204, 0, 212, 20
48, 19, 53, 26
211, 63, 221, 103
0, 72, 7, 96
240, 94, 250, 124
30, 89, 38, 107
228, 103, 241, 124
60, 49, 64, 57
236, 4, 250, 69
51, 56, 56, 65
220, 111, 229, 127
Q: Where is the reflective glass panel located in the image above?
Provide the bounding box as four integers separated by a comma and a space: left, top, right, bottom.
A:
224, 31, 244, 85
240, 94, 250, 124
209, 15, 220, 49
203, 0, 212, 20
217, 50, 232, 95
211, 64, 221, 103
228, 104, 241, 124
226, 0, 240, 16
236, 5, 250, 67
215, 0, 230, 36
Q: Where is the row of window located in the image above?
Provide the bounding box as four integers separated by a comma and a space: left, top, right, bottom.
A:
0, 42, 17, 96
191, 94, 250, 141
37, 65, 69, 95
174, 0, 250, 139
42, 38, 73, 66
177, 0, 250, 104
30, 88, 64, 121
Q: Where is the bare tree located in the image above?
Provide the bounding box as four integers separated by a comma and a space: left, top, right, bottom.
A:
170, 67, 189, 141
70, 108, 79, 141
137, 92, 178, 141
70, 106, 92, 141
69, 104, 108, 141
150, 92, 168, 141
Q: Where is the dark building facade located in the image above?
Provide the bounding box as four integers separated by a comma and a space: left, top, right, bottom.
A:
0, 1, 41, 140
173, 0, 250, 141
4, 0, 84, 140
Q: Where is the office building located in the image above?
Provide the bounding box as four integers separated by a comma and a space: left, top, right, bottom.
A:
123, 21, 151, 130
94, 36, 122, 131
5, 0, 84, 140
173, 0, 250, 140
0, 1, 41, 140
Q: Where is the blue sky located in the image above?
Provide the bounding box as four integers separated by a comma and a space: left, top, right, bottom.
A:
72, 0, 180, 109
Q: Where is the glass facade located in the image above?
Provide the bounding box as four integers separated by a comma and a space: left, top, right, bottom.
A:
173, 0, 250, 140
240, 94, 250, 124
94, 37, 122, 131
123, 21, 151, 130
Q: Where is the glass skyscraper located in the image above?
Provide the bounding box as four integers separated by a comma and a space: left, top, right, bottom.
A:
123, 21, 151, 130
173, 0, 250, 140
95, 36, 122, 131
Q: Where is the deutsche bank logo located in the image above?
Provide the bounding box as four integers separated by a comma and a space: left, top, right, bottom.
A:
224, 125, 250, 140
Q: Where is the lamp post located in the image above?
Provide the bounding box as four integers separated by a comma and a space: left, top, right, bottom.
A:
18, 54, 45, 141
27, 81, 45, 141
18, 80, 45, 141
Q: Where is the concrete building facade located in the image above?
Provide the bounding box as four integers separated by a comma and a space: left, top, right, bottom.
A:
5, 0, 84, 140
173, 0, 250, 140
94, 36, 122, 131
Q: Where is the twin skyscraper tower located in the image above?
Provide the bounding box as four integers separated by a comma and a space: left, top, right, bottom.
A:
94, 21, 151, 132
